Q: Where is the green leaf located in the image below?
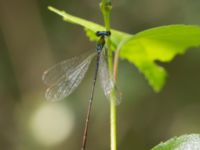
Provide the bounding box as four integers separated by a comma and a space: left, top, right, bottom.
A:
152, 134, 200, 150
48, 6, 200, 92
48, 6, 131, 50
120, 25, 200, 91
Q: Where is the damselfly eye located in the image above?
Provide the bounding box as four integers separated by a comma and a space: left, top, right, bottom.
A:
106, 31, 111, 36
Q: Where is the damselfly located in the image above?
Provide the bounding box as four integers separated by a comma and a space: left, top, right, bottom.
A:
42, 31, 120, 150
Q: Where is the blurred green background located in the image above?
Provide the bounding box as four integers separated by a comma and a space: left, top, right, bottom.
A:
0, 0, 200, 150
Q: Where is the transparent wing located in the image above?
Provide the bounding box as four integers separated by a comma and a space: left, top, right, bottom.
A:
99, 51, 121, 105
42, 51, 95, 86
43, 52, 96, 101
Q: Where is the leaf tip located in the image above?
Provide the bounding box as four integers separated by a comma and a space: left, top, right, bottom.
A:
47, 6, 65, 18
47, 6, 54, 11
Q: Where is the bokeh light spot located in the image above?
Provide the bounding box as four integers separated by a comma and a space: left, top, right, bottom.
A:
30, 103, 74, 146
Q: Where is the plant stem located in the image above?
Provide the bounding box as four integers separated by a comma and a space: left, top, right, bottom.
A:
110, 92, 117, 150
113, 38, 129, 80
100, 0, 112, 70
100, 1, 117, 150
100, 0, 112, 30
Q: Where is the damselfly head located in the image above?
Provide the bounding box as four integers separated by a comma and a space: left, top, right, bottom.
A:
96, 31, 111, 37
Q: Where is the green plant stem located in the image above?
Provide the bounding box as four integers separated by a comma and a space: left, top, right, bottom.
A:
110, 92, 117, 150
100, 0, 112, 70
100, 1, 117, 150
113, 38, 130, 80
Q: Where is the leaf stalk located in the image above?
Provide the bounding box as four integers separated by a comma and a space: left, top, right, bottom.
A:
100, 1, 117, 150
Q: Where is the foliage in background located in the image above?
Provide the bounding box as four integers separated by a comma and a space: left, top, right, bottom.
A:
152, 134, 200, 150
